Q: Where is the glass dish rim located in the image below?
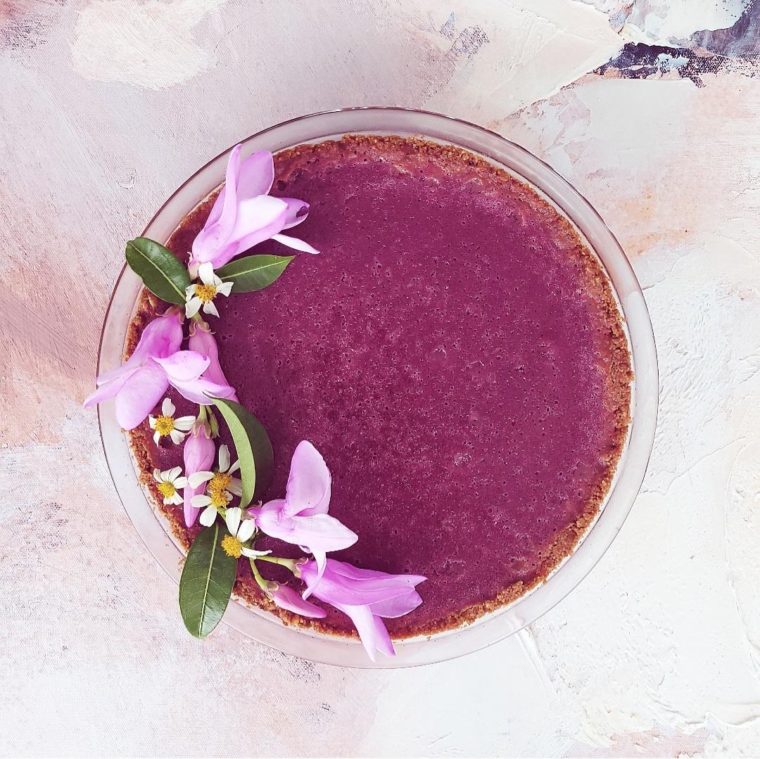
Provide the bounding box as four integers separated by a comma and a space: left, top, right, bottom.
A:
96, 106, 659, 669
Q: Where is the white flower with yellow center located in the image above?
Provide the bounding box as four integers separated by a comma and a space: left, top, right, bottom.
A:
148, 398, 195, 445
219, 507, 271, 559
185, 262, 233, 319
190, 444, 243, 526
153, 467, 188, 506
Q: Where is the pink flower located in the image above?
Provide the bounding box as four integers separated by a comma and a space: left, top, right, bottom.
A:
154, 351, 237, 406
270, 584, 326, 619
188, 321, 238, 402
182, 422, 216, 528
301, 559, 426, 661
84, 311, 182, 429
190, 145, 318, 271
255, 441, 357, 589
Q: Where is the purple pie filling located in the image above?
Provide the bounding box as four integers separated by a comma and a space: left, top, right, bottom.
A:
131, 136, 631, 636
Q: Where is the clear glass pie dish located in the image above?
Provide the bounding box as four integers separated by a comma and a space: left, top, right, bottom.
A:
96, 107, 658, 668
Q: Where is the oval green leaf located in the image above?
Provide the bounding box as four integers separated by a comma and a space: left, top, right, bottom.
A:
178, 522, 237, 639
125, 237, 191, 305
216, 255, 294, 293
210, 397, 274, 507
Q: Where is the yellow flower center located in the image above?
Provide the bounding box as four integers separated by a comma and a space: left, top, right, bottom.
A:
195, 284, 217, 303
154, 415, 175, 436
221, 534, 243, 558
207, 472, 232, 507
157, 481, 176, 499
208, 491, 228, 508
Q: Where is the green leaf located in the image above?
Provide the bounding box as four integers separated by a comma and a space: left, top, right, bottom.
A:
210, 397, 274, 507
178, 522, 237, 639
125, 237, 191, 305
216, 255, 295, 293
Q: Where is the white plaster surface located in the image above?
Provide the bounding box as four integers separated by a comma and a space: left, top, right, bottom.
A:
2, 0, 760, 756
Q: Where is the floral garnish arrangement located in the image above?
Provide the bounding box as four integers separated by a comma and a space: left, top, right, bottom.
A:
85, 145, 425, 661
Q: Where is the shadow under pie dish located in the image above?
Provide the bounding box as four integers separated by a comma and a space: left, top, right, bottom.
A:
96, 108, 658, 668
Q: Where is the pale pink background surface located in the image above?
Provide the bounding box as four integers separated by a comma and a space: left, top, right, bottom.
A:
2, 1, 760, 756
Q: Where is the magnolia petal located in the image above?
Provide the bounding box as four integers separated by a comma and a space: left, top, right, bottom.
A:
271, 233, 319, 255
154, 351, 210, 383
256, 507, 357, 555
284, 440, 331, 517
199, 505, 217, 527
337, 603, 394, 661
280, 198, 310, 230
271, 585, 327, 619
188, 325, 238, 402
237, 519, 256, 543
287, 514, 357, 552
178, 377, 237, 405
83, 366, 137, 408
323, 559, 426, 586
223, 195, 289, 260
302, 550, 327, 599
302, 559, 426, 608
114, 363, 169, 430
368, 589, 424, 619
215, 143, 243, 241
236, 150, 275, 199
128, 310, 184, 364
183, 427, 216, 528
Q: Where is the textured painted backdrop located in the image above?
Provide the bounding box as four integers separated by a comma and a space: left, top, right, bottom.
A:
2, 0, 760, 756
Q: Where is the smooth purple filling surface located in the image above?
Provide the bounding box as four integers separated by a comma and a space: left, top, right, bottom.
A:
140, 136, 630, 636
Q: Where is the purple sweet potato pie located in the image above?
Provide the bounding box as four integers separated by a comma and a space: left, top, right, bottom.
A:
128, 135, 631, 637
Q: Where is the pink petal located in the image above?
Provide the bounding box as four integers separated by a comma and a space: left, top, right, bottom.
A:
188, 324, 238, 402
83, 365, 138, 408
129, 310, 184, 362
280, 198, 310, 229
94, 311, 182, 388
284, 440, 331, 517
368, 589, 424, 619
335, 603, 394, 661
216, 143, 243, 240
219, 195, 289, 264
288, 514, 357, 551
183, 425, 216, 527
271, 233, 319, 255
271, 585, 326, 619
302, 559, 425, 607
114, 363, 169, 430
169, 376, 237, 406
236, 150, 275, 199
325, 560, 427, 587
256, 508, 356, 553
154, 351, 210, 382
